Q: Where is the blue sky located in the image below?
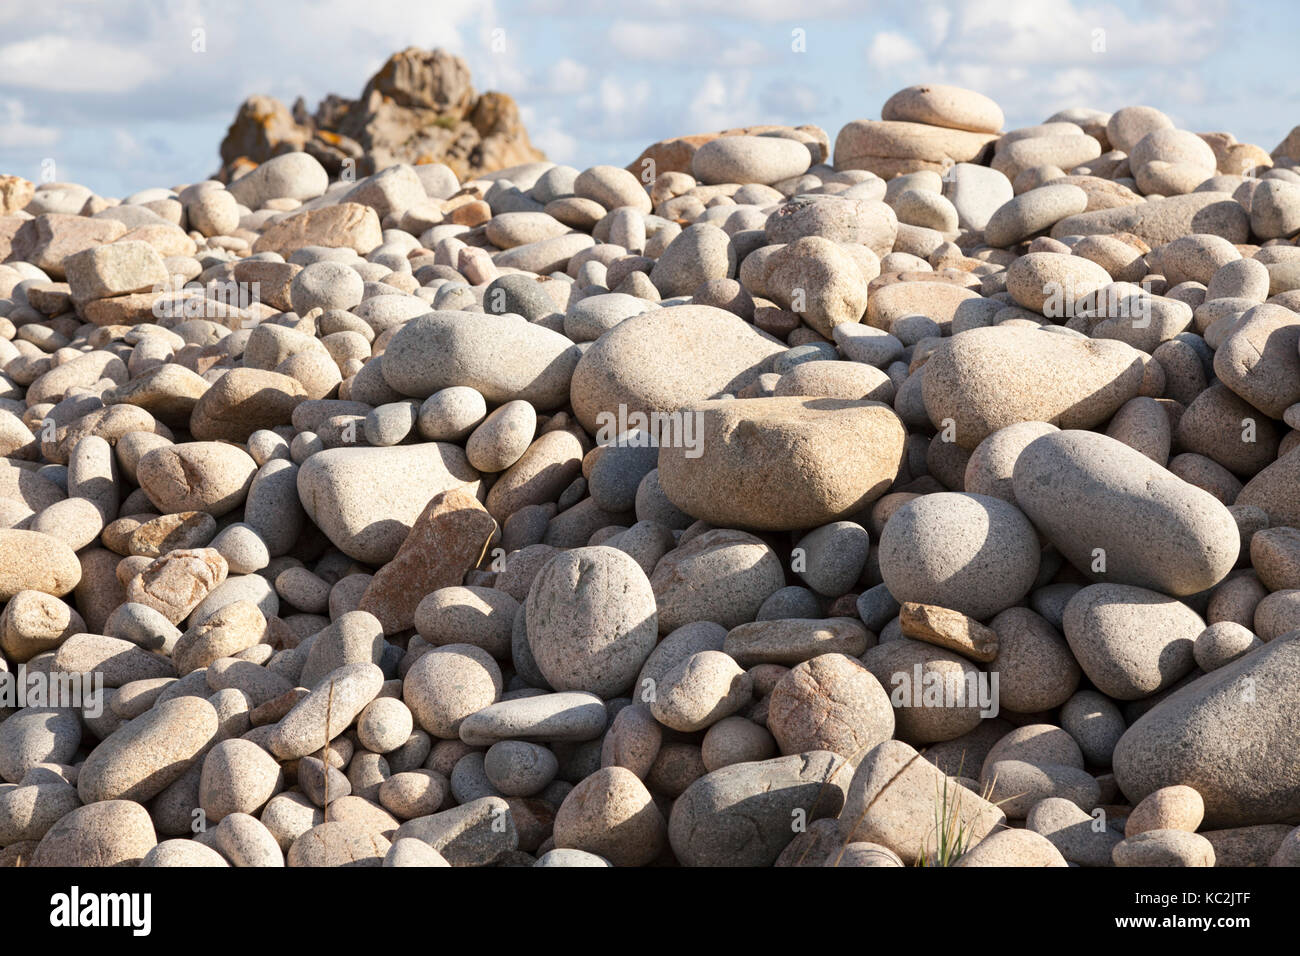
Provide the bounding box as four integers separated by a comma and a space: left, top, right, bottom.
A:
0, 0, 1295, 197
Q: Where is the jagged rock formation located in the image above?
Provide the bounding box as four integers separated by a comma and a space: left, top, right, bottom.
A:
216, 47, 543, 184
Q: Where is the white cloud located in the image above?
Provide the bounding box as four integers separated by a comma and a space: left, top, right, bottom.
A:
605, 20, 771, 65
718, 37, 770, 67
0, 1, 498, 104
0, 35, 162, 93
866, 31, 926, 71
685, 71, 759, 132
112, 129, 143, 162
760, 80, 828, 118
936, 0, 1219, 68
0, 98, 58, 149
543, 58, 590, 95
531, 126, 579, 163
517, 102, 577, 162
475, 54, 530, 95
574, 77, 656, 139
923, 5, 952, 46
607, 21, 687, 58
603, 0, 862, 20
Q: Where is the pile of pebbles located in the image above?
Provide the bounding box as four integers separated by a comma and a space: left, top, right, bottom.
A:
1, 82, 1300, 867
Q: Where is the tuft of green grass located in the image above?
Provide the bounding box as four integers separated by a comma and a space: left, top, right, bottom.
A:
917, 759, 1025, 866
918, 771, 974, 867
816, 747, 1028, 867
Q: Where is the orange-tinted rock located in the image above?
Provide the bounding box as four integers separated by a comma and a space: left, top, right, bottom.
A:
359, 488, 497, 633
74, 547, 127, 634
189, 367, 308, 442
6, 214, 127, 279
252, 203, 382, 258
125, 548, 228, 625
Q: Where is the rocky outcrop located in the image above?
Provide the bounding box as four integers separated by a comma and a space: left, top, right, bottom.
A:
216, 47, 543, 183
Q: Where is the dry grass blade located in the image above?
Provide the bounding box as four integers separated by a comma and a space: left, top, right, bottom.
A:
823, 747, 928, 868
915, 759, 1032, 865
797, 739, 876, 867
322, 677, 336, 825
979, 765, 1030, 833
920, 772, 970, 866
